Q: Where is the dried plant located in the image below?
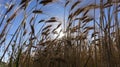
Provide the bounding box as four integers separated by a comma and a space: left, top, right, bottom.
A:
0, 0, 120, 67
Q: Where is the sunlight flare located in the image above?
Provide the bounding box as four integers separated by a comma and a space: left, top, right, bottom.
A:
54, 27, 64, 39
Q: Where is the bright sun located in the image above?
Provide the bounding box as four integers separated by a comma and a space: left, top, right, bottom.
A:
54, 27, 64, 39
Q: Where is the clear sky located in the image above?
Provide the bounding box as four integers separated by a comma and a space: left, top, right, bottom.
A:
0, 0, 66, 62
0, 0, 104, 62
0, 0, 120, 62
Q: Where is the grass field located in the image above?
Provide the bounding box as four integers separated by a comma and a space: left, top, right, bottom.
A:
0, 0, 120, 67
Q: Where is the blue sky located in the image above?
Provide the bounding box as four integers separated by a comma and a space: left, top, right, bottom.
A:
0, 0, 66, 62
0, 0, 103, 62
0, 0, 120, 62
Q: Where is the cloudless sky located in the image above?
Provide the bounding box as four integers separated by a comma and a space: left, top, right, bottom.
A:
0, 0, 120, 62
0, 0, 102, 62
0, 0, 66, 62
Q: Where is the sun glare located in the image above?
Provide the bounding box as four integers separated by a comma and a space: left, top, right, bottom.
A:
54, 27, 64, 39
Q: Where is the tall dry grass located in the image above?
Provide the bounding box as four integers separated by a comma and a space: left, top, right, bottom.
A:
0, 0, 120, 67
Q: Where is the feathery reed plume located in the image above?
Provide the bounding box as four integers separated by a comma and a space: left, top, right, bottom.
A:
39, 0, 53, 5
70, 1, 81, 10
33, 10, 43, 14
65, 1, 69, 7
1, 0, 120, 67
